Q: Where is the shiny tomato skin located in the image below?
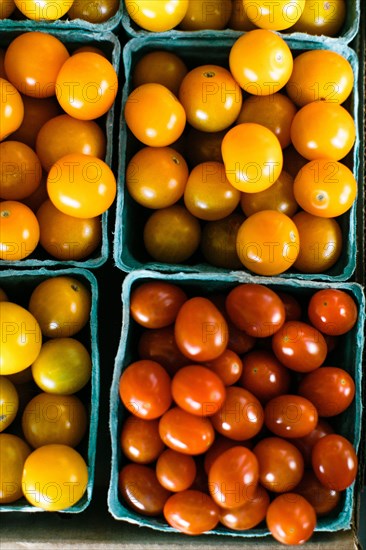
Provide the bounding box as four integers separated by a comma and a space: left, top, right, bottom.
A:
243, 0, 305, 30
264, 394, 318, 438
308, 289, 358, 336
159, 406, 215, 455
119, 360, 172, 420
156, 449, 196, 492
240, 350, 292, 403
163, 490, 220, 535
294, 470, 341, 517
171, 365, 226, 416
312, 434, 358, 491
218, 484, 269, 530
174, 297, 228, 362
266, 493, 316, 545
204, 349, 243, 386
130, 282, 187, 329
272, 321, 327, 372
120, 416, 165, 464
291, 419, 334, 467
0, 434, 31, 503
203, 435, 248, 475
208, 446, 259, 509
225, 284, 286, 338
137, 326, 190, 375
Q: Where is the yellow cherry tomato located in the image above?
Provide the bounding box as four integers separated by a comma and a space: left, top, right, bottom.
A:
14, 0, 74, 20
179, 0, 232, 30
132, 51, 188, 97
290, 0, 346, 36
0, 78, 24, 141
125, 0, 189, 31
240, 170, 298, 217
0, 434, 31, 504
243, 0, 305, 30
0, 376, 19, 432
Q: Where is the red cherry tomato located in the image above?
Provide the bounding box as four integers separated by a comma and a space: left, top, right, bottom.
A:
240, 350, 292, 403
118, 463, 170, 516
266, 493, 316, 545
156, 449, 196, 492
137, 326, 190, 375
307, 289, 358, 336
228, 323, 257, 355
225, 284, 286, 338
159, 407, 215, 455
295, 470, 341, 517
219, 484, 270, 531
277, 291, 302, 321
204, 349, 243, 386
272, 321, 327, 372
130, 282, 187, 329
174, 297, 228, 362
312, 434, 358, 491
120, 416, 165, 464
163, 490, 220, 535
291, 419, 334, 467
203, 435, 250, 475
264, 394, 318, 438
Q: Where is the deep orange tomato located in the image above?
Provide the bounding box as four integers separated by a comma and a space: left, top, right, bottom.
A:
0, 77, 24, 141
132, 51, 188, 96
290, 0, 346, 36
174, 297, 228, 362
130, 281, 187, 329
120, 415, 165, 464
312, 434, 358, 491
264, 394, 318, 438
0, 201, 40, 261
179, 0, 231, 30
156, 449, 196, 492
159, 406, 215, 455
240, 350, 292, 403
219, 484, 270, 530
119, 463, 171, 516
204, 349, 243, 386
119, 360, 172, 420
308, 289, 358, 335
125, 0, 189, 32
172, 365, 226, 416
266, 493, 316, 545
243, 0, 305, 30
164, 490, 220, 535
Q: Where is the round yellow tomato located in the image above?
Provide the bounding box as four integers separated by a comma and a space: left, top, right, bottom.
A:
243, 0, 305, 30
14, 0, 74, 20
290, 0, 346, 36
132, 51, 188, 96
125, 0, 188, 31
179, 0, 232, 30
0, 302, 42, 375
22, 444, 88, 511
0, 78, 24, 141
228, 0, 257, 30
0, 141, 42, 200
0, 376, 19, 432
0, 434, 31, 504
240, 170, 298, 217
0, 201, 40, 261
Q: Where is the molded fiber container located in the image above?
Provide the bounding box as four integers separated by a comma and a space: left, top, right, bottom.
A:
0, 29, 120, 269
108, 269, 365, 535
114, 36, 360, 281
121, 0, 360, 43
0, 268, 100, 513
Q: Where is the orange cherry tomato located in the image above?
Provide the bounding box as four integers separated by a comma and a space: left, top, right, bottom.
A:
0, 200, 40, 261
125, 0, 189, 32
130, 281, 187, 329
0, 141, 42, 200
240, 170, 298, 217
172, 365, 226, 416
179, 65, 242, 132
159, 406, 215, 455
179, 0, 231, 30
222, 123, 283, 193
124, 83, 186, 147
293, 159, 357, 217
4, 32, 69, 98
236, 210, 300, 275
156, 449, 196, 492
0, 434, 31, 503
132, 51, 188, 97
219, 484, 270, 530
14, 0, 73, 20
266, 493, 316, 545
47, 153, 116, 218
240, 350, 292, 403
164, 490, 220, 535
292, 211, 342, 273
291, 102, 356, 161
243, 0, 305, 30
290, 0, 346, 36
0, 77, 24, 141
264, 394, 318, 438
204, 349, 243, 386
120, 415, 165, 464
10, 95, 61, 149
56, 53, 118, 120
229, 29, 293, 95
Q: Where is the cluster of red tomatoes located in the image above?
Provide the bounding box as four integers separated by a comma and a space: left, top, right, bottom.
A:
0, 0, 119, 23
0, 31, 118, 261
125, 0, 346, 36
0, 276, 93, 511
117, 280, 359, 545
124, 29, 356, 275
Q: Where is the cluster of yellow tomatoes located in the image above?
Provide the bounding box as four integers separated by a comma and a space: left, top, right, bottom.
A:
0, 0, 119, 23
0, 275, 92, 511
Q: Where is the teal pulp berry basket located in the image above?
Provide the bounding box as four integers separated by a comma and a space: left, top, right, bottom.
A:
113, 35, 360, 281
108, 269, 365, 536
0, 29, 120, 269
0, 267, 100, 513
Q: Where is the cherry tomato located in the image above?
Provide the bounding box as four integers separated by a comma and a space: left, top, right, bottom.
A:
164, 490, 220, 535
236, 210, 300, 275
312, 434, 358, 491
130, 281, 187, 329
290, 0, 346, 36
291, 102, 355, 161
308, 289, 358, 336
47, 153, 116, 218
137, 326, 190, 375
174, 297, 228, 362
179, 65, 242, 132
120, 416, 165, 464
291, 419, 334, 467
266, 493, 316, 545
0, 434, 31, 503
184, 128, 225, 167
119, 463, 170, 516
126, 146, 188, 209
272, 321, 327, 372
56, 53, 118, 120
184, 162, 241, 221
293, 159, 357, 218
0, 376, 19, 432
229, 29, 293, 95
253, 437, 304, 493
204, 349, 243, 386
22, 444, 88, 511
211, 386, 264, 441
159, 406, 215, 455
286, 50, 354, 107
132, 51, 188, 96
292, 212, 343, 273
294, 470, 341, 517
264, 394, 318, 438
179, 0, 231, 30
277, 291, 302, 321
208, 446, 259, 509
4, 32, 69, 98
226, 284, 286, 338
229, 0, 256, 30
298, 367, 355, 417
200, 213, 245, 270
240, 170, 298, 218
0, 77, 24, 141
0, 0, 16, 18
172, 365, 226, 416
203, 435, 243, 475
221, 123, 283, 193
28, 276, 91, 338
219, 484, 270, 530
126, 0, 188, 31
240, 350, 292, 403
0, 141, 42, 200
156, 449, 196, 492
0, 301, 42, 375
10, 95, 61, 149
119, 360, 172, 420
36, 114, 106, 173
67, 0, 119, 22
14, 0, 73, 19
243, 0, 305, 30
31, 338, 91, 394
0, 200, 40, 261
227, 323, 257, 355
22, 392, 87, 448
124, 83, 186, 147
